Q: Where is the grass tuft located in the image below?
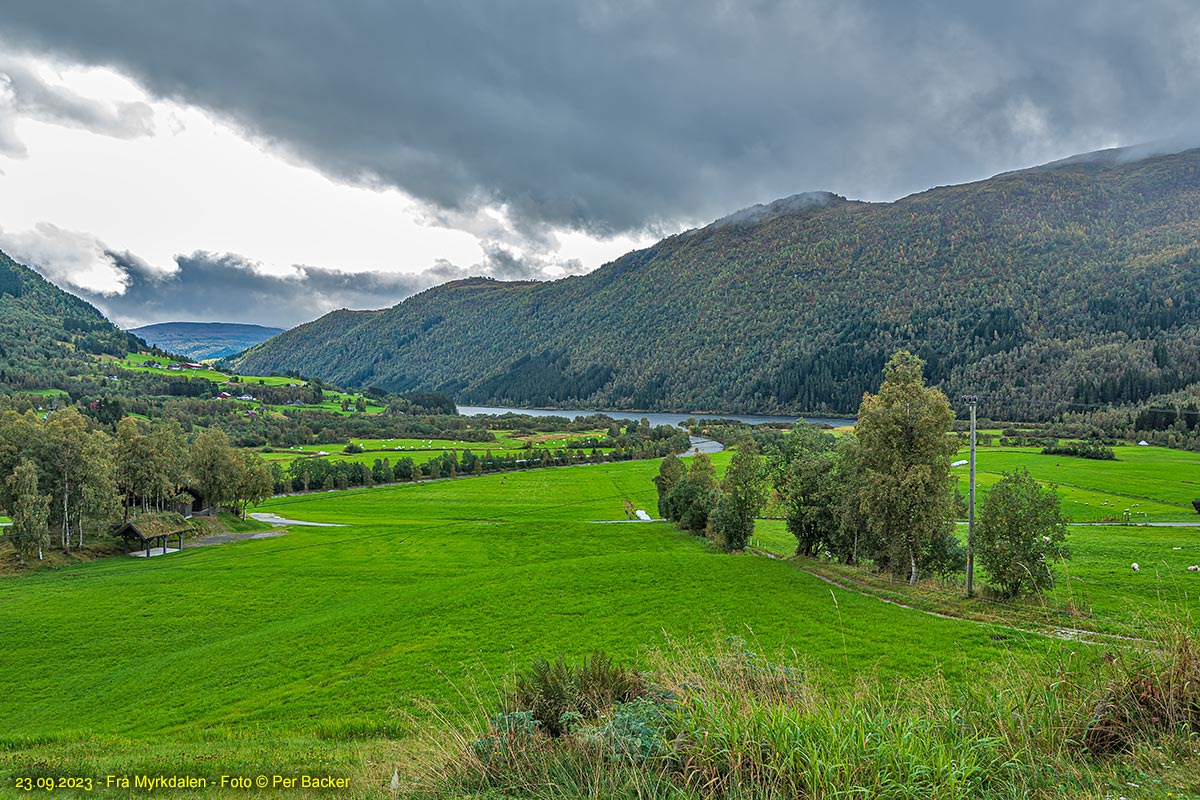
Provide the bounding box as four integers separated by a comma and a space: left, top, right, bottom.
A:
402, 630, 1200, 799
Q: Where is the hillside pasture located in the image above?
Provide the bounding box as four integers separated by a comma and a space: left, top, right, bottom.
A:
258, 430, 615, 468
113, 352, 229, 382
752, 442, 1200, 634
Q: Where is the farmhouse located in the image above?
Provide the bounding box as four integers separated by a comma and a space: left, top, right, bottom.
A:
113, 513, 190, 557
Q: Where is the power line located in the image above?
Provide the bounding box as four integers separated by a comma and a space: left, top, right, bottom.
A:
954, 394, 1200, 420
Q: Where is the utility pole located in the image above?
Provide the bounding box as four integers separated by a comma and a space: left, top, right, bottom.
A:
962, 395, 978, 597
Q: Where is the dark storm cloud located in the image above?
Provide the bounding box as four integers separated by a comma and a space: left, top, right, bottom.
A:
0, 221, 560, 328
76, 250, 479, 329
1, 1, 1197, 238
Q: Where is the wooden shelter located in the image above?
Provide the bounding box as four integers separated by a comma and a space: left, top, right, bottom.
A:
114, 513, 190, 557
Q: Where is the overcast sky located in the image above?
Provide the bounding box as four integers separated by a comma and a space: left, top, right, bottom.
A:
0, 1, 1198, 328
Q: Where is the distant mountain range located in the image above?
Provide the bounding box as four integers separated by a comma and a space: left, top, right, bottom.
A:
232, 147, 1200, 420
131, 322, 284, 360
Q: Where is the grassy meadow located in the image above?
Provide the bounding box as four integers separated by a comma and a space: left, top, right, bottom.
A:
259, 430, 614, 470
1, 442, 1198, 797
1, 456, 1056, 795
753, 442, 1200, 638
959, 442, 1200, 522
108, 352, 386, 416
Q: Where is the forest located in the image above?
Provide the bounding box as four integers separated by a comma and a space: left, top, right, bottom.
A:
233, 149, 1200, 426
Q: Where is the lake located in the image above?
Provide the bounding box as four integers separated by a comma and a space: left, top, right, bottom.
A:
459, 405, 851, 428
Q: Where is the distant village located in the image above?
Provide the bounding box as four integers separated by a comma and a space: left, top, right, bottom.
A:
144, 360, 206, 372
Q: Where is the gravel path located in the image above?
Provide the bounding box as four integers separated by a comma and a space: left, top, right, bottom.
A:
191, 531, 287, 547
249, 513, 347, 527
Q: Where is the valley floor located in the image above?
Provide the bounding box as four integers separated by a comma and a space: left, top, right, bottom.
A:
0, 453, 1197, 798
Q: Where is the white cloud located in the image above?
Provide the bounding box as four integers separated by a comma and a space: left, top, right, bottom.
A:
0, 52, 652, 323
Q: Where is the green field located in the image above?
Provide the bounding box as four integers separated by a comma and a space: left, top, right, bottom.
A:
754, 517, 1200, 633
111, 352, 230, 382
754, 442, 1200, 634
4, 442, 1199, 795
110, 352, 387, 415
260, 430, 613, 468
0, 457, 1055, 787
959, 443, 1200, 522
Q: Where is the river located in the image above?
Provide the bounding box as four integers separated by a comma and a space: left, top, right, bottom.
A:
458, 405, 850, 429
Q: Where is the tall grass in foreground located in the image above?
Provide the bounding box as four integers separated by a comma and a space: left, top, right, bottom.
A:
399, 628, 1200, 799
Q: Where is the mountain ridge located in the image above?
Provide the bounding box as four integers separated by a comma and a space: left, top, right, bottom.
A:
131, 321, 285, 360
225, 147, 1200, 418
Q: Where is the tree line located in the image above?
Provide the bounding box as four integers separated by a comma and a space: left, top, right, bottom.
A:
1, 404, 691, 568
0, 409, 273, 566
654, 351, 1070, 598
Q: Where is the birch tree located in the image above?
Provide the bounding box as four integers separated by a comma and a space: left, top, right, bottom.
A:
7, 459, 49, 565
854, 351, 958, 585
41, 407, 89, 553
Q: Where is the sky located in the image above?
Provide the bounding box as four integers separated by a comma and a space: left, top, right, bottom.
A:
0, 1, 1198, 329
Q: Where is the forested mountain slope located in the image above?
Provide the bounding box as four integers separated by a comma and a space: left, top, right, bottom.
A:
130, 322, 284, 360
233, 148, 1200, 419
0, 250, 143, 391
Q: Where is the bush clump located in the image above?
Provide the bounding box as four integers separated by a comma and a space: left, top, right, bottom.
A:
1084, 630, 1200, 754
1041, 442, 1115, 460
506, 651, 648, 737
406, 631, 1200, 800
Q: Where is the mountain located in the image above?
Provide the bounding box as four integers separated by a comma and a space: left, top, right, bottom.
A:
0, 249, 143, 392
130, 322, 285, 360
232, 148, 1200, 420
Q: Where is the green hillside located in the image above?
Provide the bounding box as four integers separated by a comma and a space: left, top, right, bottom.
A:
0, 250, 143, 393
233, 148, 1200, 420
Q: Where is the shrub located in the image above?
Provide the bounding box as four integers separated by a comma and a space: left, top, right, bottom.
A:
975, 468, 1070, 598
1084, 629, 1200, 754
506, 651, 647, 737
1041, 442, 1115, 460
578, 698, 668, 762
408, 633, 1200, 800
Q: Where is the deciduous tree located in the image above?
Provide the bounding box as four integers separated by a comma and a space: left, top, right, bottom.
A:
710, 443, 767, 552
976, 468, 1070, 598
7, 459, 49, 565
664, 452, 718, 534
189, 427, 237, 513
653, 453, 685, 518
854, 351, 959, 585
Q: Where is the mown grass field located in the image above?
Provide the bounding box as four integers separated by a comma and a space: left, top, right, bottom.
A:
258, 430, 613, 468
0, 456, 1056, 795
754, 442, 1200, 636
3, 443, 1198, 797
959, 443, 1200, 522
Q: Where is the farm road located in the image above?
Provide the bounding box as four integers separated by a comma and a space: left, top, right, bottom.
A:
250, 513, 347, 527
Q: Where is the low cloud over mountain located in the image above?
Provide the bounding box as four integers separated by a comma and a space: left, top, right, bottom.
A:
0, 222, 571, 328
